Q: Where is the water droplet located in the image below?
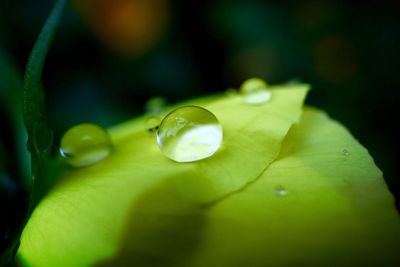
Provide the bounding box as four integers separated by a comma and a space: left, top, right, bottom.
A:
240, 78, 271, 105
156, 106, 223, 162
275, 186, 288, 197
145, 116, 161, 132
60, 123, 113, 167
285, 78, 303, 85
342, 149, 350, 161
225, 88, 237, 97
145, 97, 167, 115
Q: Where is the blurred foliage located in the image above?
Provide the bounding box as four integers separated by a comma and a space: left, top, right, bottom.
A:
0, 45, 29, 267
0, 0, 399, 208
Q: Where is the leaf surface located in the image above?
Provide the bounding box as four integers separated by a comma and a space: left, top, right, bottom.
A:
187, 108, 400, 267
17, 90, 400, 267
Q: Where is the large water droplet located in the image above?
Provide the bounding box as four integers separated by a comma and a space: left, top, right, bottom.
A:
60, 123, 113, 167
156, 106, 223, 162
240, 78, 271, 105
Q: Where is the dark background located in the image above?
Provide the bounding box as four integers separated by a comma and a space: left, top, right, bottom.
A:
0, 0, 399, 214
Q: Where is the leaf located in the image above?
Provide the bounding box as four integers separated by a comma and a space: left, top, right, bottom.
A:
0, 136, 29, 267
186, 108, 400, 267
0, 47, 23, 119
23, 0, 67, 206
0, 47, 30, 186
17, 87, 400, 267
0, 48, 30, 267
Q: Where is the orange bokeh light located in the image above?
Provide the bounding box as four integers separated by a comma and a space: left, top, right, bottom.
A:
74, 0, 170, 56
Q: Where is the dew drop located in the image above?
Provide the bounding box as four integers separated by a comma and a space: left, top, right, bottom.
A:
145, 116, 161, 132
156, 106, 223, 162
275, 186, 288, 197
225, 87, 237, 97
342, 149, 350, 161
285, 78, 303, 85
240, 78, 271, 105
60, 123, 113, 167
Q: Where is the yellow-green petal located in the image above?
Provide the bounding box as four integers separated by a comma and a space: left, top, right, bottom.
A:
17, 87, 400, 267
187, 108, 400, 267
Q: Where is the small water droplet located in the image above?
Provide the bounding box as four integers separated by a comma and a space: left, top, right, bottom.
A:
240, 78, 271, 105
145, 97, 167, 115
342, 149, 350, 161
156, 106, 223, 162
60, 123, 113, 167
275, 186, 288, 197
225, 88, 237, 97
285, 78, 303, 85
145, 116, 161, 132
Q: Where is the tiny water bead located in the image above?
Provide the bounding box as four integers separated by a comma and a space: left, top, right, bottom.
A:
60, 123, 113, 167
225, 87, 237, 97
342, 149, 350, 161
240, 78, 271, 105
275, 186, 288, 197
156, 106, 223, 162
145, 97, 167, 115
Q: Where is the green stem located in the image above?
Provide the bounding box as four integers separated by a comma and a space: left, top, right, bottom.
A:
23, 0, 67, 206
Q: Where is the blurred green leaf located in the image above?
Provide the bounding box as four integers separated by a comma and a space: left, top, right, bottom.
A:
0, 47, 28, 267
0, 47, 30, 187
0, 137, 27, 267
0, 48, 23, 116
17, 84, 400, 266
